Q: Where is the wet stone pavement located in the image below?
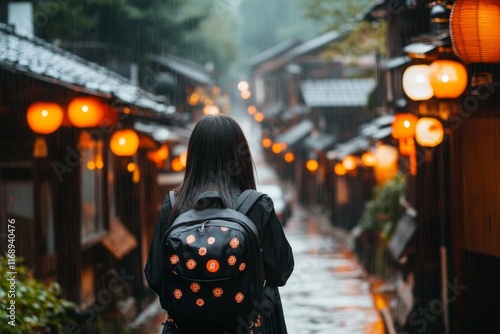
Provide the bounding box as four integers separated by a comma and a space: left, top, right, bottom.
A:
279, 202, 385, 334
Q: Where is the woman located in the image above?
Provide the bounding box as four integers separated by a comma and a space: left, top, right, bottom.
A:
145, 114, 294, 333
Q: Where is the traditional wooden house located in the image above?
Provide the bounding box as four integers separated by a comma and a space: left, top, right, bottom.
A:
364, 1, 500, 333
299, 78, 377, 226
0, 22, 183, 330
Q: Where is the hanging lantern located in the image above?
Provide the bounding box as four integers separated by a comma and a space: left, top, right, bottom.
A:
334, 162, 347, 176
429, 60, 468, 98
306, 159, 319, 173
110, 129, 139, 156
26, 102, 64, 135
392, 113, 418, 139
402, 65, 434, 101
284, 152, 295, 163
416, 117, 444, 147
450, 0, 500, 64
361, 151, 376, 167
68, 97, 104, 128
254, 112, 264, 123
272, 142, 286, 154
374, 145, 399, 184
171, 157, 184, 172
147, 144, 169, 167
342, 155, 358, 171
262, 138, 272, 148
247, 105, 257, 115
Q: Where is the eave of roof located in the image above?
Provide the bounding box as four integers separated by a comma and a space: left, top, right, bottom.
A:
147, 54, 213, 86
285, 31, 343, 60
274, 120, 314, 147
0, 23, 174, 116
300, 78, 376, 108
248, 39, 303, 68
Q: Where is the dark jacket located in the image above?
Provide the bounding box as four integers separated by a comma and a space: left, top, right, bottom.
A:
144, 193, 294, 333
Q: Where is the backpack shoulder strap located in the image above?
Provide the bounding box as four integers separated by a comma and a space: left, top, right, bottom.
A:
235, 189, 264, 215
169, 190, 176, 208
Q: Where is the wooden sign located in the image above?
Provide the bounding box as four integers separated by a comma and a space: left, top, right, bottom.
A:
101, 219, 137, 260
388, 214, 417, 260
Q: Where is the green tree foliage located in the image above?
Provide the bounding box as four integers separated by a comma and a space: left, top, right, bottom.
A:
238, 0, 322, 60
177, 7, 238, 74
34, 0, 237, 73
302, 0, 387, 58
359, 172, 407, 241
0, 255, 75, 334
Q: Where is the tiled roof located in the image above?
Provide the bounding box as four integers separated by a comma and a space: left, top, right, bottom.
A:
326, 136, 371, 160
0, 24, 174, 115
301, 78, 376, 108
147, 54, 213, 86
134, 121, 191, 143
285, 31, 342, 59
274, 120, 314, 147
304, 132, 336, 152
248, 39, 302, 68
359, 114, 394, 139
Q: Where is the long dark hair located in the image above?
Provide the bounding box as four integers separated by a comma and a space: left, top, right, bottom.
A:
167, 115, 256, 226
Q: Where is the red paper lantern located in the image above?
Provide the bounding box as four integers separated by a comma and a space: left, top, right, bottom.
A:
110, 129, 139, 156
392, 113, 418, 139
450, 0, 500, 63
68, 97, 104, 128
26, 102, 64, 134
429, 60, 468, 98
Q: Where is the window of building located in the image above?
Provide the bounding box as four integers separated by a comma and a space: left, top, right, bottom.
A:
79, 131, 106, 244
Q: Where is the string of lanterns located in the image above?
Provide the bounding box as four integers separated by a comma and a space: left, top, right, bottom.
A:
26, 97, 140, 158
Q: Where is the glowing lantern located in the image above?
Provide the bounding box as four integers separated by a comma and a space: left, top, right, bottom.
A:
361, 151, 376, 167
147, 144, 169, 167
171, 157, 184, 172
429, 60, 468, 98
306, 159, 319, 173
254, 112, 264, 123
450, 0, 500, 64
392, 113, 418, 139
237, 81, 249, 91
416, 117, 444, 147
342, 155, 358, 171
272, 142, 286, 154
68, 97, 104, 128
247, 106, 257, 115
374, 145, 399, 184
402, 65, 434, 101
334, 162, 347, 176
127, 162, 137, 172
110, 129, 139, 156
392, 114, 417, 174
155, 144, 169, 160
262, 138, 272, 148
26, 102, 64, 134
241, 90, 251, 100
284, 152, 295, 163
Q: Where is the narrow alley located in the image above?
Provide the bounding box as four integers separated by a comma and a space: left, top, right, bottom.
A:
129, 116, 384, 334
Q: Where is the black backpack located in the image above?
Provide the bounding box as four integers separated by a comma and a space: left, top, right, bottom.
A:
162, 189, 266, 327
